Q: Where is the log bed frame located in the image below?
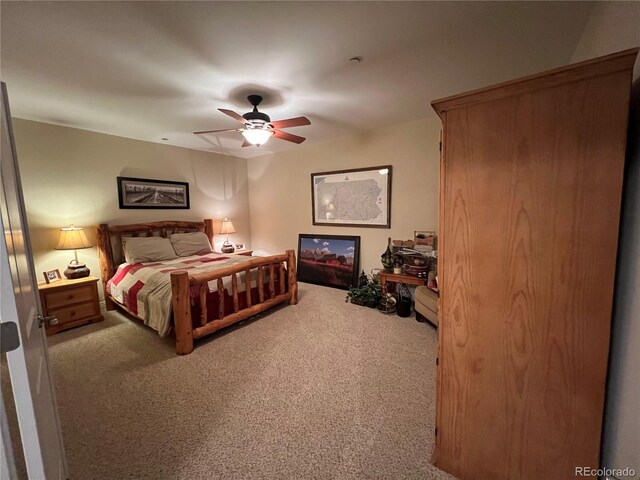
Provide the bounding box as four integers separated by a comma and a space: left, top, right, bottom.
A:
95, 219, 298, 355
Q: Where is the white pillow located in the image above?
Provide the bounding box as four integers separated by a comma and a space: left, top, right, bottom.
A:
123, 236, 178, 264
169, 232, 213, 257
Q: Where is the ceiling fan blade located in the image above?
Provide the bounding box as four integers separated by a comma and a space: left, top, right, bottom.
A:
272, 130, 306, 144
241, 140, 252, 147
193, 128, 239, 135
218, 108, 249, 124
271, 116, 311, 129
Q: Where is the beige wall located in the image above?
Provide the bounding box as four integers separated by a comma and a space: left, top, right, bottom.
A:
572, 3, 640, 477
572, 1, 640, 78
247, 117, 440, 277
12, 119, 251, 298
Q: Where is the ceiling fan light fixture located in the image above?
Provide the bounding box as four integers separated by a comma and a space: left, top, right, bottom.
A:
242, 127, 273, 146
195, 95, 309, 146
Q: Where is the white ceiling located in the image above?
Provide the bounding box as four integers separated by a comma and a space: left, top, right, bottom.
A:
1, 1, 594, 158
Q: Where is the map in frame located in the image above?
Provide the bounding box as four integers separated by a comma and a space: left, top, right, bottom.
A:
311, 165, 392, 228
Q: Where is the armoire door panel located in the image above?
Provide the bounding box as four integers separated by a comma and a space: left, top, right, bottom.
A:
435, 66, 632, 480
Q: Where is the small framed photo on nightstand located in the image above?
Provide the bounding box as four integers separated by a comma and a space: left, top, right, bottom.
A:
43, 269, 62, 284
235, 243, 246, 251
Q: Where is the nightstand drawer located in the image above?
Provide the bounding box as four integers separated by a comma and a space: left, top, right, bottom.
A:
39, 276, 103, 336
44, 284, 93, 309
49, 302, 99, 325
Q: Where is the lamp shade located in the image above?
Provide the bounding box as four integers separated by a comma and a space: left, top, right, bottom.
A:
219, 218, 236, 235
55, 227, 92, 250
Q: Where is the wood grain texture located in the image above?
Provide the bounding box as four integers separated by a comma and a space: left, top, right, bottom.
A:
232, 250, 253, 257
203, 218, 214, 247
217, 278, 225, 320
170, 271, 193, 355
192, 293, 291, 339
432, 48, 638, 118
433, 123, 446, 465
199, 284, 208, 326
107, 220, 206, 235
279, 262, 286, 295
378, 271, 427, 292
434, 63, 633, 478
43, 284, 93, 309
245, 268, 252, 307
95, 223, 115, 310
188, 254, 288, 284
287, 250, 298, 305
39, 276, 103, 335
231, 273, 239, 313
258, 266, 265, 303
269, 263, 276, 299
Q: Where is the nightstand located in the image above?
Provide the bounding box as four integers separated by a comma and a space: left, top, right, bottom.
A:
38, 276, 103, 336
232, 250, 253, 256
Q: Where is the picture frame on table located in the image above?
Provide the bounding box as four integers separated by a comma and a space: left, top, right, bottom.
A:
311, 165, 392, 228
297, 234, 361, 290
43, 269, 62, 284
117, 176, 190, 209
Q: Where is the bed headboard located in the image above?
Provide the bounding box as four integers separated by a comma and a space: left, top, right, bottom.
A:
95, 219, 214, 301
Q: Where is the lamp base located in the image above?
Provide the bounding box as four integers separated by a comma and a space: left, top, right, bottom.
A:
64, 263, 90, 279
221, 242, 235, 254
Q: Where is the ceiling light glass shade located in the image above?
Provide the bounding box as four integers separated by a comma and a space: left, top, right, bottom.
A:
242, 128, 273, 146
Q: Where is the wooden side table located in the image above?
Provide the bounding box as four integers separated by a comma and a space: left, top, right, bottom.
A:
378, 271, 426, 293
38, 276, 103, 336
232, 250, 253, 257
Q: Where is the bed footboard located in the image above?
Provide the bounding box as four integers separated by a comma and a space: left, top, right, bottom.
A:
170, 250, 298, 355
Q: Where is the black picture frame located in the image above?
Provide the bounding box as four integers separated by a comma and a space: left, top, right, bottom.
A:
311, 165, 392, 228
297, 234, 361, 290
117, 176, 190, 209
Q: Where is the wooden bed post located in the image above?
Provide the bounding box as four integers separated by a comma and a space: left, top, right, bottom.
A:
170, 270, 194, 355
204, 218, 214, 248
95, 223, 116, 310
286, 249, 298, 305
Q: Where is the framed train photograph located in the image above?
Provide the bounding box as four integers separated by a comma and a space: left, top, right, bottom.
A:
117, 176, 190, 209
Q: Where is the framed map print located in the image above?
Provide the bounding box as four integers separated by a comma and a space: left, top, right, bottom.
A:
311, 165, 392, 228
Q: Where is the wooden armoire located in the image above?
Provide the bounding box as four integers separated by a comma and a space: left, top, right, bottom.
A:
431, 48, 638, 480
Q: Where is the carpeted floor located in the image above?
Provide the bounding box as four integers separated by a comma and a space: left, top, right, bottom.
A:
47, 283, 454, 480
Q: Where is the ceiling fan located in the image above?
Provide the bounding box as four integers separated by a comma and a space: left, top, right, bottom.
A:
194, 95, 311, 147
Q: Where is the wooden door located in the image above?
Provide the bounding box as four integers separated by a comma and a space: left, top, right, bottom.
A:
434, 66, 632, 478
0, 82, 68, 479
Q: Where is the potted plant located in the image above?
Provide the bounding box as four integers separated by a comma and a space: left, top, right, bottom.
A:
346, 275, 382, 308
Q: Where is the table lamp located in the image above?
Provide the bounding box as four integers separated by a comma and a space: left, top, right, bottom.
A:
55, 226, 92, 279
220, 218, 236, 253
